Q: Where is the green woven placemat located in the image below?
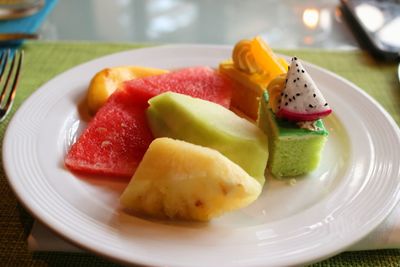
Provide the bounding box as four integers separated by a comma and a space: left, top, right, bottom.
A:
0, 41, 399, 266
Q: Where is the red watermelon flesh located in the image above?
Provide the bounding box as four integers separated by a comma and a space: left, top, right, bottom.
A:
65, 66, 233, 178
121, 66, 232, 108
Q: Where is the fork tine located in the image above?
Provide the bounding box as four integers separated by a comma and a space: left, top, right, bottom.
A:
0, 50, 23, 122
4, 50, 23, 110
0, 49, 9, 81
0, 50, 10, 103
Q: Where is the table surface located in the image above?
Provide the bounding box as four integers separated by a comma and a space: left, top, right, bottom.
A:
39, 0, 358, 49
1, 1, 400, 266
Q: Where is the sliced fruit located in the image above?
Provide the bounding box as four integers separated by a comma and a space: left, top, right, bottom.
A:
232, 39, 263, 74
120, 138, 262, 221
65, 67, 233, 178
266, 74, 286, 113
250, 36, 288, 76
87, 66, 168, 114
218, 36, 288, 120
123, 66, 232, 109
147, 92, 268, 186
276, 57, 332, 121
65, 90, 154, 177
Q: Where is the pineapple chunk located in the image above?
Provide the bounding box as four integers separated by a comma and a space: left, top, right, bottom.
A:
120, 138, 262, 221
87, 66, 168, 114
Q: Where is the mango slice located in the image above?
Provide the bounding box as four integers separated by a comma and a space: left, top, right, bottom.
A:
267, 74, 286, 113
218, 36, 288, 119
251, 36, 288, 76
87, 66, 168, 114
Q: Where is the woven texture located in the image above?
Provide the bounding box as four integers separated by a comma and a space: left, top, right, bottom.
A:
0, 41, 399, 266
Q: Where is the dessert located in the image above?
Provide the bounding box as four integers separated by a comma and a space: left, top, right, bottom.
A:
258, 57, 331, 177
219, 36, 288, 119
65, 67, 233, 178
120, 137, 262, 221
146, 92, 269, 185
65, 41, 333, 222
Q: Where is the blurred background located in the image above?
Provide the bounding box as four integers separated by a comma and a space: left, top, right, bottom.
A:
39, 0, 359, 49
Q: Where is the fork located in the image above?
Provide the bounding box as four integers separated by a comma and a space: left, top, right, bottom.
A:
0, 49, 23, 122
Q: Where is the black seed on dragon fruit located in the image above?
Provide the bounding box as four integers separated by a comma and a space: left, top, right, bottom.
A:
276, 57, 332, 122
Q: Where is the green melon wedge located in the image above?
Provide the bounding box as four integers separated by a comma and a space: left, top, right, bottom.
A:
146, 92, 268, 186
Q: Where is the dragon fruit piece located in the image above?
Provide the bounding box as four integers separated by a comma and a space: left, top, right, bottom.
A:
276, 57, 332, 122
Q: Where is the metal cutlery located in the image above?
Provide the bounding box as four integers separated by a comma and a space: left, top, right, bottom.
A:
0, 49, 23, 122
0, 32, 38, 42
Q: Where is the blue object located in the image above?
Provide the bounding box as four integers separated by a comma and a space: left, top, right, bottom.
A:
0, 0, 58, 47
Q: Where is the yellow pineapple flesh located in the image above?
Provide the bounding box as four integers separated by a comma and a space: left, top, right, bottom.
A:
120, 138, 262, 221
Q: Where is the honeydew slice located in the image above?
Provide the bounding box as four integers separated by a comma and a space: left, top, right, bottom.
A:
146, 92, 269, 185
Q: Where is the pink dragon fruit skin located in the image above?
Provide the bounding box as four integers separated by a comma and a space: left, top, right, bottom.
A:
277, 108, 332, 122
276, 57, 332, 122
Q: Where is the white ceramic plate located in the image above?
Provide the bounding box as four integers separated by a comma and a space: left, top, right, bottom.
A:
4, 45, 400, 267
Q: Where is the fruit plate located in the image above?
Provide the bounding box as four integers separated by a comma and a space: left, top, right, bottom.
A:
3, 45, 400, 267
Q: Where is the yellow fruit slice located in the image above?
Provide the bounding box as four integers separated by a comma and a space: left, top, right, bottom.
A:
87, 66, 168, 114
232, 39, 263, 74
251, 36, 288, 78
277, 58, 289, 71
120, 137, 262, 221
218, 36, 289, 119
267, 74, 286, 112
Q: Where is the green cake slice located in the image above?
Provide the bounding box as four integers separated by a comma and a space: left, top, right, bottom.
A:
258, 91, 328, 177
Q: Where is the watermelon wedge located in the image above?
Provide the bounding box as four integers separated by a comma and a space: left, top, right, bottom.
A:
65, 66, 233, 178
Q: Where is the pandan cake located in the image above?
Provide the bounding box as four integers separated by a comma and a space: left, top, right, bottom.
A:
258, 57, 332, 177
219, 36, 288, 119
